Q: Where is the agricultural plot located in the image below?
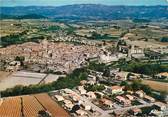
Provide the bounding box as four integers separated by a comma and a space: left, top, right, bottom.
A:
35, 93, 69, 117
0, 71, 62, 91
0, 71, 46, 91
142, 80, 168, 92
0, 93, 69, 117
22, 95, 44, 117
0, 96, 21, 117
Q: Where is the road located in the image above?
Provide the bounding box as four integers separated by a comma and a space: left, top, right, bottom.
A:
105, 103, 154, 113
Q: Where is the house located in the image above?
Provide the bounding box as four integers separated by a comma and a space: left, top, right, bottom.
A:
81, 103, 91, 110
80, 80, 87, 85
156, 72, 168, 79
88, 75, 96, 81
69, 93, 80, 102
86, 91, 96, 99
150, 109, 163, 116
130, 108, 142, 115
115, 71, 129, 81
76, 109, 87, 116
77, 86, 87, 95
87, 80, 96, 85
64, 100, 72, 105
99, 53, 119, 63
95, 92, 104, 98
127, 90, 133, 94
143, 95, 155, 103
6, 61, 21, 72
109, 68, 120, 75
135, 90, 145, 98
63, 99, 74, 110
154, 102, 167, 111
100, 98, 113, 108
65, 103, 74, 110
107, 85, 124, 94
54, 95, 64, 101
126, 94, 134, 101
116, 96, 131, 107
61, 88, 74, 94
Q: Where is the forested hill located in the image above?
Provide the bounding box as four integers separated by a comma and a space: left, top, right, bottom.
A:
1, 4, 168, 20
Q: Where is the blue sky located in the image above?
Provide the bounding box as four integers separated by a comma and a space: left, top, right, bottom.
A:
0, 0, 168, 6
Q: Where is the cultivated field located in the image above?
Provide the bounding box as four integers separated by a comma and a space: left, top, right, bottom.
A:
0, 96, 22, 117
35, 93, 69, 117
142, 80, 168, 92
0, 93, 69, 117
22, 95, 45, 117
0, 71, 63, 91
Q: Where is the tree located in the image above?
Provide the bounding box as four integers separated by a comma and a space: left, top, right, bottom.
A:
141, 84, 152, 95
15, 56, 25, 66
84, 84, 105, 92
131, 80, 142, 91
120, 81, 132, 91
38, 110, 51, 117
103, 68, 110, 77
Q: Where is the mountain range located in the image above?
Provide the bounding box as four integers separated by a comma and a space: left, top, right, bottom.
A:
0, 4, 168, 20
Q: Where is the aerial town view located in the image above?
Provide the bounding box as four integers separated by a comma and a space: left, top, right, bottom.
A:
0, 0, 168, 117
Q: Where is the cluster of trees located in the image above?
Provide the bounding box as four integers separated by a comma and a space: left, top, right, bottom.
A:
88, 32, 118, 40
1, 31, 45, 47
15, 56, 25, 66
84, 84, 105, 92
0, 14, 46, 19
160, 37, 168, 42
88, 61, 107, 72
41, 26, 62, 32
119, 61, 168, 76
1, 68, 88, 97
1, 31, 27, 47
132, 18, 151, 23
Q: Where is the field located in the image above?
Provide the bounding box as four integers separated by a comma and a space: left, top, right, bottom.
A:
0, 93, 69, 117
35, 93, 69, 117
0, 96, 22, 117
142, 80, 168, 92
23, 95, 44, 117
0, 71, 11, 80
0, 71, 63, 91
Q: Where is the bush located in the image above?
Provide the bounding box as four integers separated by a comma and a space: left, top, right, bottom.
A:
84, 84, 105, 92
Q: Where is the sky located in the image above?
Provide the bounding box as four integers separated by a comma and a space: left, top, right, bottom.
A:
0, 0, 168, 6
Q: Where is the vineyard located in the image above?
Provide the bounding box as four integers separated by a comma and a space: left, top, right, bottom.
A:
35, 93, 69, 117
22, 95, 44, 117
0, 96, 21, 117
0, 93, 69, 117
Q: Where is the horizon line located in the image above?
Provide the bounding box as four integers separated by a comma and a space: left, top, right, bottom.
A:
1, 3, 167, 7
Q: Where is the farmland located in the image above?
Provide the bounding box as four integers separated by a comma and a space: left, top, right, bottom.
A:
0, 96, 22, 117
0, 93, 69, 117
0, 71, 63, 91
35, 93, 70, 117
142, 80, 168, 92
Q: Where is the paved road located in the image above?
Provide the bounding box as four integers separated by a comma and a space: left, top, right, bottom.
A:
105, 103, 154, 113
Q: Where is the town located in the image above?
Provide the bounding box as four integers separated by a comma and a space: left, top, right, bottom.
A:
0, 2, 168, 117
